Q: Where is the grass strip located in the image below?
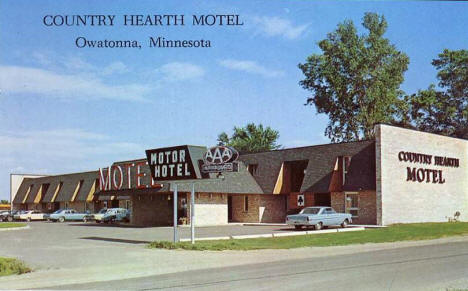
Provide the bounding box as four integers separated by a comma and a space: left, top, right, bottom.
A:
0, 223, 26, 229
0, 258, 31, 276
148, 222, 468, 251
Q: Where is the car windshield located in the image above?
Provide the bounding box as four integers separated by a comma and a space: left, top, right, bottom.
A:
52, 210, 63, 214
300, 208, 321, 215
98, 209, 107, 214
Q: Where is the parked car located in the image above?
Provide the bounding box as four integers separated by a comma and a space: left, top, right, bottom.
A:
0, 210, 13, 222
286, 206, 352, 230
101, 208, 130, 223
13, 210, 46, 222
3, 210, 22, 222
84, 208, 107, 223
48, 209, 90, 222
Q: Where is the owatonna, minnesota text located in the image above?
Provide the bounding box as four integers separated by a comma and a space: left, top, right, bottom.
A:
149, 37, 211, 48
74, 37, 211, 48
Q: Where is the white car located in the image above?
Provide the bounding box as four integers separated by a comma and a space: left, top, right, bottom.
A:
14, 210, 46, 222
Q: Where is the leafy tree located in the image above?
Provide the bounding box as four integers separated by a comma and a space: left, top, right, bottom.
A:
1, 200, 9, 204
217, 123, 281, 153
299, 13, 409, 142
405, 49, 468, 138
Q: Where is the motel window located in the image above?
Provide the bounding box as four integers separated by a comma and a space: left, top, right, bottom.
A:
248, 164, 258, 176
342, 156, 352, 185
244, 196, 249, 212
345, 193, 359, 217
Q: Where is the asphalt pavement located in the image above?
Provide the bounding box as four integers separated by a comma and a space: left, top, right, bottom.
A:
45, 240, 468, 291
0, 221, 290, 269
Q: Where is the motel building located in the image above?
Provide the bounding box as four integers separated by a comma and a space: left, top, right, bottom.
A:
10, 124, 468, 226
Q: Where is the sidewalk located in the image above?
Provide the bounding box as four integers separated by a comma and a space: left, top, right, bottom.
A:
1, 235, 467, 290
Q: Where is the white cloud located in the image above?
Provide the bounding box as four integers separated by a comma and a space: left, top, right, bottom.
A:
251, 16, 308, 40
219, 59, 284, 78
0, 65, 150, 101
102, 61, 129, 75
0, 128, 145, 200
0, 128, 144, 162
159, 62, 205, 81
31, 52, 129, 76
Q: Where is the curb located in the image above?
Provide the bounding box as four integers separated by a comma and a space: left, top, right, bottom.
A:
0, 224, 30, 232
178, 227, 365, 242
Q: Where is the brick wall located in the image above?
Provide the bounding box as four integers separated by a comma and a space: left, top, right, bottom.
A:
331, 191, 377, 225
331, 192, 345, 213
231, 194, 260, 223
131, 194, 173, 226
258, 195, 286, 223
356, 190, 377, 225
376, 124, 468, 224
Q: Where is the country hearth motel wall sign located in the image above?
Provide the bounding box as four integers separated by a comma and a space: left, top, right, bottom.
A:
398, 151, 460, 184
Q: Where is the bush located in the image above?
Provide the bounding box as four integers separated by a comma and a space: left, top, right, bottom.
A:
0, 258, 31, 276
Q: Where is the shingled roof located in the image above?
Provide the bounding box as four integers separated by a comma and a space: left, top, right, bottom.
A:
97, 159, 264, 196
239, 140, 376, 193
14, 171, 99, 204
13, 178, 35, 203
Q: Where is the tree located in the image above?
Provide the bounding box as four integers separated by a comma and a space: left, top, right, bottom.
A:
299, 12, 409, 142
217, 123, 281, 153
0, 200, 9, 204
405, 49, 468, 138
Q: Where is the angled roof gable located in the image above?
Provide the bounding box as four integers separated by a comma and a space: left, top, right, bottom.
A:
239, 140, 376, 193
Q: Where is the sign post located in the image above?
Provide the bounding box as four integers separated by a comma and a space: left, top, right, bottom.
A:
144, 145, 239, 245
190, 183, 195, 244
173, 183, 178, 243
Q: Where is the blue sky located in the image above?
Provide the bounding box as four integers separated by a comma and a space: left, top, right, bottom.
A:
1, 0, 468, 201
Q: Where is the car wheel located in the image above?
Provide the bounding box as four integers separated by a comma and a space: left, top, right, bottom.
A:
83, 217, 87, 223
294, 225, 302, 230
58, 217, 65, 223
7, 216, 13, 222
315, 222, 323, 231
27, 217, 31, 222
341, 219, 349, 228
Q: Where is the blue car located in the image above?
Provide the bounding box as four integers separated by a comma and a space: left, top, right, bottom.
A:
286, 206, 352, 230
48, 209, 90, 222
101, 208, 130, 223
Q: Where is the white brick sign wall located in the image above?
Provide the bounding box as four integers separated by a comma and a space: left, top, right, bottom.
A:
376, 124, 468, 225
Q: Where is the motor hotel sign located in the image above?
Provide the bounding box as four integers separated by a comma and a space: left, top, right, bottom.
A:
145, 145, 197, 181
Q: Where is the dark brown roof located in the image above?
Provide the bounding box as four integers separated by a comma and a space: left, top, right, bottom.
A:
14, 171, 99, 204
239, 140, 376, 193
53, 171, 98, 202
42, 180, 61, 203
24, 183, 40, 203
13, 178, 35, 203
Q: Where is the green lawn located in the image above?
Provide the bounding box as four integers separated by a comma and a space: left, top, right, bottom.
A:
148, 222, 468, 251
0, 223, 26, 229
0, 258, 31, 276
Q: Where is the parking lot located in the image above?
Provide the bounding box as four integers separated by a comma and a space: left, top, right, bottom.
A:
0, 221, 297, 269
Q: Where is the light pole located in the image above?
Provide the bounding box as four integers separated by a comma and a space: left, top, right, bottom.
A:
173, 184, 178, 243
